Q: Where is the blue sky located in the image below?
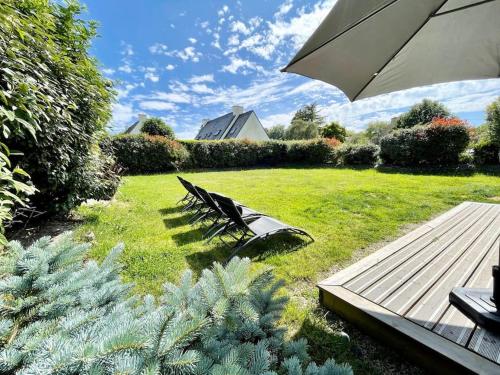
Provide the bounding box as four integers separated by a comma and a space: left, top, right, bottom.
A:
82, 0, 500, 138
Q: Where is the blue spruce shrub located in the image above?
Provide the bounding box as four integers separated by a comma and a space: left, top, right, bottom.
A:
0, 234, 352, 374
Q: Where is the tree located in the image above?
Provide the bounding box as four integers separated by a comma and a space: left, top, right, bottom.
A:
267, 124, 286, 140
365, 121, 394, 145
486, 97, 500, 146
0, 234, 353, 375
292, 104, 325, 126
395, 99, 450, 128
1, 0, 117, 216
286, 120, 319, 140
321, 121, 347, 142
141, 117, 175, 139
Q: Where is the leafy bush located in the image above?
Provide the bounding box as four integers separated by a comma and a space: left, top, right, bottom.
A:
267, 124, 286, 140
0, 234, 352, 374
380, 119, 471, 166
286, 120, 320, 140
112, 135, 189, 174
287, 139, 337, 164
486, 97, 500, 145
364, 121, 394, 145
473, 140, 500, 165
0, 1, 115, 215
395, 99, 450, 128
141, 117, 175, 139
321, 121, 347, 142
337, 143, 379, 166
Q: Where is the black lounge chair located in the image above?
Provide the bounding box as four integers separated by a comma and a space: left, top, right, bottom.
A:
194, 186, 264, 242
177, 176, 203, 212
211, 193, 314, 260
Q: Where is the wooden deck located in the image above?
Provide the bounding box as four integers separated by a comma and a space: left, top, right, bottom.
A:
319, 202, 500, 374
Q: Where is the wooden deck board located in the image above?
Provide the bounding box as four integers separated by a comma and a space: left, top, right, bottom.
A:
361, 205, 492, 304
344, 202, 480, 294
318, 202, 500, 372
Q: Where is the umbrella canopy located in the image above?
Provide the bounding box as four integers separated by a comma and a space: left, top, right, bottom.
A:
282, 0, 500, 101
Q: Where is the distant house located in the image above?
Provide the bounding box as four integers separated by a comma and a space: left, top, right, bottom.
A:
124, 114, 148, 134
195, 106, 269, 141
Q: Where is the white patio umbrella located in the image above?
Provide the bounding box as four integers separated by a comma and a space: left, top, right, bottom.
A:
282, 0, 500, 101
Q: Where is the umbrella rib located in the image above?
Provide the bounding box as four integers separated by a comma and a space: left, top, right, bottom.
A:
352, 0, 450, 101
281, 0, 402, 72
431, 0, 497, 17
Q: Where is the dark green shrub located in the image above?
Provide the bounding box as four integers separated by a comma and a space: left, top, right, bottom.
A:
395, 99, 450, 128
380, 120, 471, 166
380, 127, 422, 166
1, 0, 115, 215
321, 121, 347, 142
112, 135, 189, 174
337, 143, 379, 166
473, 141, 500, 165
141, 117, 175, 139
181, 140, 290, 169
287, 139, 336, 164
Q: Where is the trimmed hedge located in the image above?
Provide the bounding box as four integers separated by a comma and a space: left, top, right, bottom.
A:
182, 139, 336, 168
111, 137, 342, 173
336, 143, 379, 166
473, 141, 500, 165
111, 135, 189, 174
380, 122, 470, 166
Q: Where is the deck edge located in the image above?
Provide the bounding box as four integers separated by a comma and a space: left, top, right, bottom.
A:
319, 285, 499, 374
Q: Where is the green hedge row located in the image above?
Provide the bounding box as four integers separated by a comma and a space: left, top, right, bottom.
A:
380, 123, 470, 166
110, 136, 379, 174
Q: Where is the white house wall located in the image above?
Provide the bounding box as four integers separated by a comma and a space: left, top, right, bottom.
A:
235, 112, 270, 141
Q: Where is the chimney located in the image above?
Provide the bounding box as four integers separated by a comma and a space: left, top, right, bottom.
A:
232, 105, 244, 116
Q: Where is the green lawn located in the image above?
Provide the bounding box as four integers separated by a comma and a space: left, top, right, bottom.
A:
76, 167, 500, 374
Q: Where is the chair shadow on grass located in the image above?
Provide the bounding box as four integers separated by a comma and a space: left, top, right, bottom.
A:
171, 227, 204, 246
185, 233, 313, 276
158, 206, 183, 216
162, 215, 191, 229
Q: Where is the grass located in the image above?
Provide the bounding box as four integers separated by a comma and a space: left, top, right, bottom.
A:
76, 166, 500, 374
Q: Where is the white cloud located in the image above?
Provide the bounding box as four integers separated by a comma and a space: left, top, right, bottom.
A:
111, 102, 136, 132
212, 32, 221, 49
166, 64, 175, 71
231, 20, 250, 35
102, 68, 115, 75
134, 91, 192, 104
172, 46, 202, 62
238, 0, 335, 60
191, 84, 214, 94
116, 83, 138, 100
149, 43, 169, 55
189, 74, 215, 84
221, 57, 265, 75
145, 72, 160, 82
228, 34, 240, 46
121, 42, 134, 56
275, 0, 294, 18
261, 112, 294, 128
118, 64, 133, 74
188, 37, 197, 44
139, 101, 178, 111
218, 5, 229, 16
